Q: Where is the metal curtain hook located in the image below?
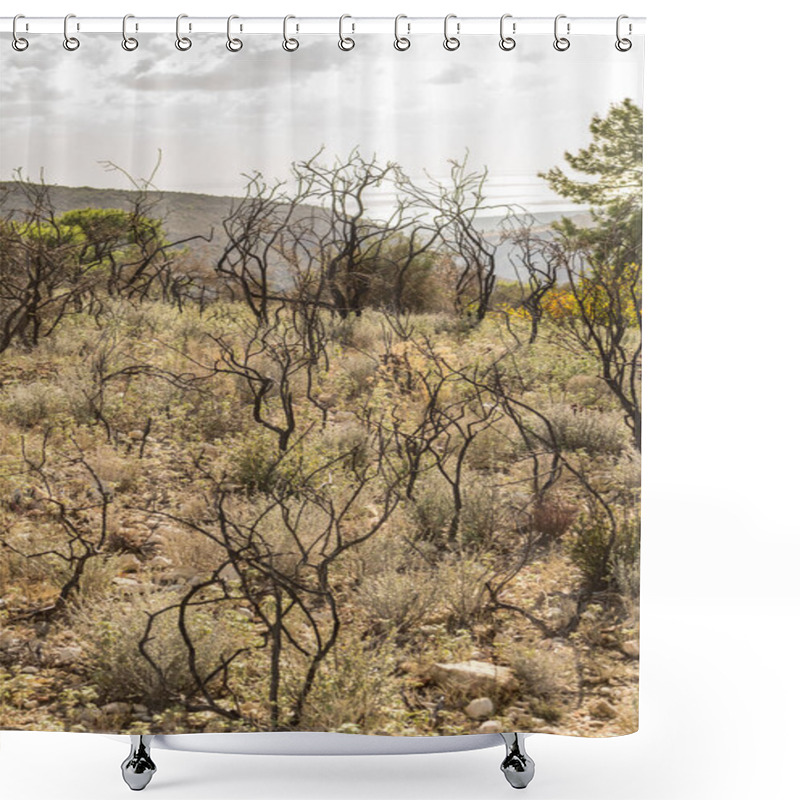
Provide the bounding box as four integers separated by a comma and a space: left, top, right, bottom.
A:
12, 14, 29, 51
615, 14, 632, 51
553, 14, 570, 51
175, 14, 192, 50
63, 13, 80, 51
282, 15, 299, 51
394, 14, 410, 51
226, 14, 243, 51
499, 13, 516, 51
338, 14, 355, 51
122, 14, 139, 51
443, 13, 460, 51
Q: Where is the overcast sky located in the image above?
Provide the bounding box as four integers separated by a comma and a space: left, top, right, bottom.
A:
0, 32, 643, 210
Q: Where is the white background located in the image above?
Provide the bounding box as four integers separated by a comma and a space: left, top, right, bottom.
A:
2, 1, 799, 799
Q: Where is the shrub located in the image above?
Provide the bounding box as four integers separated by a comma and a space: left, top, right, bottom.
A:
536, 403, 628, 456
465, 421, 522, 471
229, 432, 300, 494
437, 556, 491, 627
71, 590, 245, 710
410, 474, 454, 540
1, 381, 69, 428
338, 352, 378, 399
532, 495, 577, 542
506, 644, 574, 702
460, 479, 501, 548
299, 632, 400, 733
569, 511, 640, 593
410, 473, 499, 548
564, 373, 614, 407
356, 568, 439, 632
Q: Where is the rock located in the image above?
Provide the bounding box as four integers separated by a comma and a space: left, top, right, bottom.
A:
20, 666, 39, 674
129, 430, 146, 441
112, 576, 141, 589
117, 554, 142, 573
48, 646, 83, 667
149, 556, 173, 569
590, 700, 617, 720
478, 720, 504, 734
237, 607, 255, 621
465, 697, 494, 719
428, 661, 517, 695
133, 704, 149, 715
621, 640, 640, 659
77, 709, 100, 725
158, 567, 197, 585
23, 699, 38, 709
101, 702, 132, 717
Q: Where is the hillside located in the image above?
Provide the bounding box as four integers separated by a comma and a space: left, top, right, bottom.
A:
0, 182, 240, 266
0, 183, 590, 281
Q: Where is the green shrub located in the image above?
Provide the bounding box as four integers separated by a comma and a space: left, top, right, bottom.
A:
71, 590, 246, 709
300, 633, 400, 733
535, 403, 628, 456
569, 511, 640, 593
356, 568, 439, 632
506, 644, 574, 703
437, 556, 491, 627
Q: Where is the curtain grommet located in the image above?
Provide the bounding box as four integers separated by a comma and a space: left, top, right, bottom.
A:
282, 15, 299, 51
175, 14, 192, 51
443, 14, 460, 51
499, 14, 516, 51
63, 13, 80, 51
394, 14, 411, 51
553, 14, 570, 52
12, 14, 29, 51
615, 15, 633, 51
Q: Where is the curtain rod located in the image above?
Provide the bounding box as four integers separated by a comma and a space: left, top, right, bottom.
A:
1, 16, 645, 37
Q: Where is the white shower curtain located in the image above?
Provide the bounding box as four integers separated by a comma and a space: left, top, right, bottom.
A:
0, 17, 644, 741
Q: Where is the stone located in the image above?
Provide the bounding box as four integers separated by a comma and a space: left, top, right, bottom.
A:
20, 666, 39, 674
48, 646, 83, 667
219, 563, 240, 583
129, 430, 146, 441
117, 554, 142, 573
478, 720, 504, 734
77, 709, 100, 725
149, 556, 173, 569
101, 702, 132, 717
428, 661, 517, 695
158, 567, 197, 585
133, 704, 149, 715
590, 700, 617, 720
112, 577, 141, 589
465, 697, 495, 719
621, 640, 640, 659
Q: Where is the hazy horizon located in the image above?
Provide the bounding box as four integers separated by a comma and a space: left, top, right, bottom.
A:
1, 32, 643, 215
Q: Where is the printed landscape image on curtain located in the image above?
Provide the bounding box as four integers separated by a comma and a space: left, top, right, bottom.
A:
0, 31, 643, 737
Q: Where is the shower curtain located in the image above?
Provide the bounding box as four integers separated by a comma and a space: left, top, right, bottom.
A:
0, 18, 644, 740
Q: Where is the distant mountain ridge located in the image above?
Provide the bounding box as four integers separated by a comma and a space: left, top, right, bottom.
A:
0, 182, 238, 265
0, 182, 590, 280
